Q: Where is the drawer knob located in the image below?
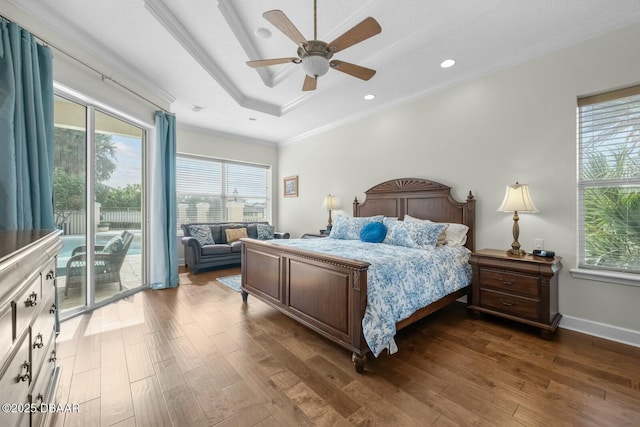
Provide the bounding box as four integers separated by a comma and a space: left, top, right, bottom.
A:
500, 299, 515, 307
500, 279, 514, 286
17, 361, 30, 382
46, 270, 55, 280
33, 333, 44, 349
49, 303, 57, 315
25, 292, 38, 307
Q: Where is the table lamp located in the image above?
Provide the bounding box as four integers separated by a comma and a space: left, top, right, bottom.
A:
497, 182, 538, 256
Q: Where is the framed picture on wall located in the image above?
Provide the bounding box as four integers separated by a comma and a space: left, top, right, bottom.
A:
284, 175, 298, 197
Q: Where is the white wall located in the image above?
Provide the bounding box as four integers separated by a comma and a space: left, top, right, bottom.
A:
278, 23, 640, 340
175, 125, 279, 262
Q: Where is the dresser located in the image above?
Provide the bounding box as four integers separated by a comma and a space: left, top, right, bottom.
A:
0, 230, 62, 427
468, 248, 562, 339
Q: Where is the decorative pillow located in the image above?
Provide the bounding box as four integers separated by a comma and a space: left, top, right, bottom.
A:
188, 225, 215, 246
360, 222, 387, 243
382, 221, 415, 248
403, 214, 447, 245
406, 221, 447, 248
225, 227, 248, 243
102, 235, 125, 253
256, 223, 274, 240
329, 215, 384, 240
404, 214, 469, 246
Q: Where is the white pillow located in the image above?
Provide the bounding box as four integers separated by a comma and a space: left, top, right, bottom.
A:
404, 214, 469, 246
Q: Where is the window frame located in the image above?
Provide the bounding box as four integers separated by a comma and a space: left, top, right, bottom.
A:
572, 85, 640, 287
175, 153, 271, 234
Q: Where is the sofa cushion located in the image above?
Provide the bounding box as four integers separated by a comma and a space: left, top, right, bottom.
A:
188, 224, 215, 246
201, 244, 232, 256
230, 241, 243, 253
225, 227, 248, 243
246, 224, 259, 239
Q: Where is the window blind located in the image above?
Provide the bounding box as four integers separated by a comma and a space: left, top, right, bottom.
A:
577, 85, 640, 273
176, 155, 270, 231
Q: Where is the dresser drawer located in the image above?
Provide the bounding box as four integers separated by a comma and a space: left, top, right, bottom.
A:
0, 304, 12, 356
479, 268, 539, 298
0, 332, 31, 424
40, 260, 56, 303
13, 277, 42, 340
30, 331, 57, 427
480, 289, 539, 320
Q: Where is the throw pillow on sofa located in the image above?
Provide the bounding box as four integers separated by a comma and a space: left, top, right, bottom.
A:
256, 224, 274, 240
189, 225, 214, 246
225, 227, 248, 243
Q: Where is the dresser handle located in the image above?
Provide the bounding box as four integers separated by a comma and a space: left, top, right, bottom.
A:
17, 361, 30, 382
500, 279, 514, 285
25, 292, 38, 307
36, 393, 44, 405
500, 299, 515, 307
33, 333, 44, 349
49, 350, 57, 363
50, 303, 57, 314
46, 270, 55, 280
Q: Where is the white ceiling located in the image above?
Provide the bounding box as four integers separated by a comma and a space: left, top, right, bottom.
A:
9, 0, 640, 144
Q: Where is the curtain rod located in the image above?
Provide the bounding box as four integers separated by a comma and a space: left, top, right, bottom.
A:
1, 14, 171, 114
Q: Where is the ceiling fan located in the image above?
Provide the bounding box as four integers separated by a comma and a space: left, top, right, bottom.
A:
246, 0, 382, 91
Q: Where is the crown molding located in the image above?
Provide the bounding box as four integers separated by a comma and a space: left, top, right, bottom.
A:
144, 0, 282, 116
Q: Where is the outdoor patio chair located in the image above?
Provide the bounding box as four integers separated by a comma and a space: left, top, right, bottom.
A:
64, 231, 135, 296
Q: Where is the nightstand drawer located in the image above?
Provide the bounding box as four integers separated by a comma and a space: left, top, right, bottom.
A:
480, 289, 539, 320
479, 268, 539, 298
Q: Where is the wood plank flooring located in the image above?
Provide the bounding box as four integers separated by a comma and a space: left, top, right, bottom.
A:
51, 266, 640, 426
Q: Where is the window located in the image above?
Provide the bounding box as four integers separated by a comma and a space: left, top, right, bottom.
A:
176, 154, 270, 230
577, 85, 640, 274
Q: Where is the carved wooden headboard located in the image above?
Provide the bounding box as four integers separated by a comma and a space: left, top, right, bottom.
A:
352, 178, 476, 251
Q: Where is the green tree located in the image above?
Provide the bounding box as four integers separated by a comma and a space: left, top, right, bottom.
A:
54, 128, 119, 223
54, 128, 118, 182
53, 169, 85, 226
582, 146, 640, 270
102, 184, 142, 209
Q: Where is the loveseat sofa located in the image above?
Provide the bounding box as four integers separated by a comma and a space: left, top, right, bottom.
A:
181, 222, 289, 274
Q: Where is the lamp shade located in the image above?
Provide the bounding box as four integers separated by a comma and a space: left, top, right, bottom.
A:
497, 183, 539, 213
322, 194, 338, 210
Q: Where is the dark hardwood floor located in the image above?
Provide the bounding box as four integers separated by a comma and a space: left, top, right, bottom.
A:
51, 266, 640, 426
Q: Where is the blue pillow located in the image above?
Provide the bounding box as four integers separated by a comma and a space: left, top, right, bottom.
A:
360, 222, 387, 243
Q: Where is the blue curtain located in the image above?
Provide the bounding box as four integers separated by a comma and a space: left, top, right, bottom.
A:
150, 111, 179, 289
0, 19, 55, 230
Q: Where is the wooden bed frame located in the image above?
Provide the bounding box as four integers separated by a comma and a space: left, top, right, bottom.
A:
240, 178, 475, 372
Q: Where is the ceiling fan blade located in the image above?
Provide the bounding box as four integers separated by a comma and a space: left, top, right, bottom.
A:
263, 10, 307, 46
302, 75, 317, 91
330, 60, 376, 81
328, 17, 381, 53
246, 57, 300, 68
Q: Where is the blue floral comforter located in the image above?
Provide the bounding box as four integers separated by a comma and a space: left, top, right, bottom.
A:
270, 238, 472, 357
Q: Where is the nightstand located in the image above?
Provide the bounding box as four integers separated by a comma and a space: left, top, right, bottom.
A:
468, 248, 562, 339
301, 233, 328, 239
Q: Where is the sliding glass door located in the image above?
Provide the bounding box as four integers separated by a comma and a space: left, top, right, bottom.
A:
54, 93, 146, 317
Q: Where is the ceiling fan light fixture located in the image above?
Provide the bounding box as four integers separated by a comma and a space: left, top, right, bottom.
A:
301, 54, 330, 77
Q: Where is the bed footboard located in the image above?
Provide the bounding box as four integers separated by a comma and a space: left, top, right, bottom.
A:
241, 238, 371, 371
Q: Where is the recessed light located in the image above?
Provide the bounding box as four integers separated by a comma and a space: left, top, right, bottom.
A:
440, 59, 456, 68
254, 27, 272, 39
364, 94, 375, 101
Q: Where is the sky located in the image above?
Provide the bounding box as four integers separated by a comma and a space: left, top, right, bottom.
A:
104, 135, 142, 189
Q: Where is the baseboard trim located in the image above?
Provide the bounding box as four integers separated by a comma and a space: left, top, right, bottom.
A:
560, 315, 640, 348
